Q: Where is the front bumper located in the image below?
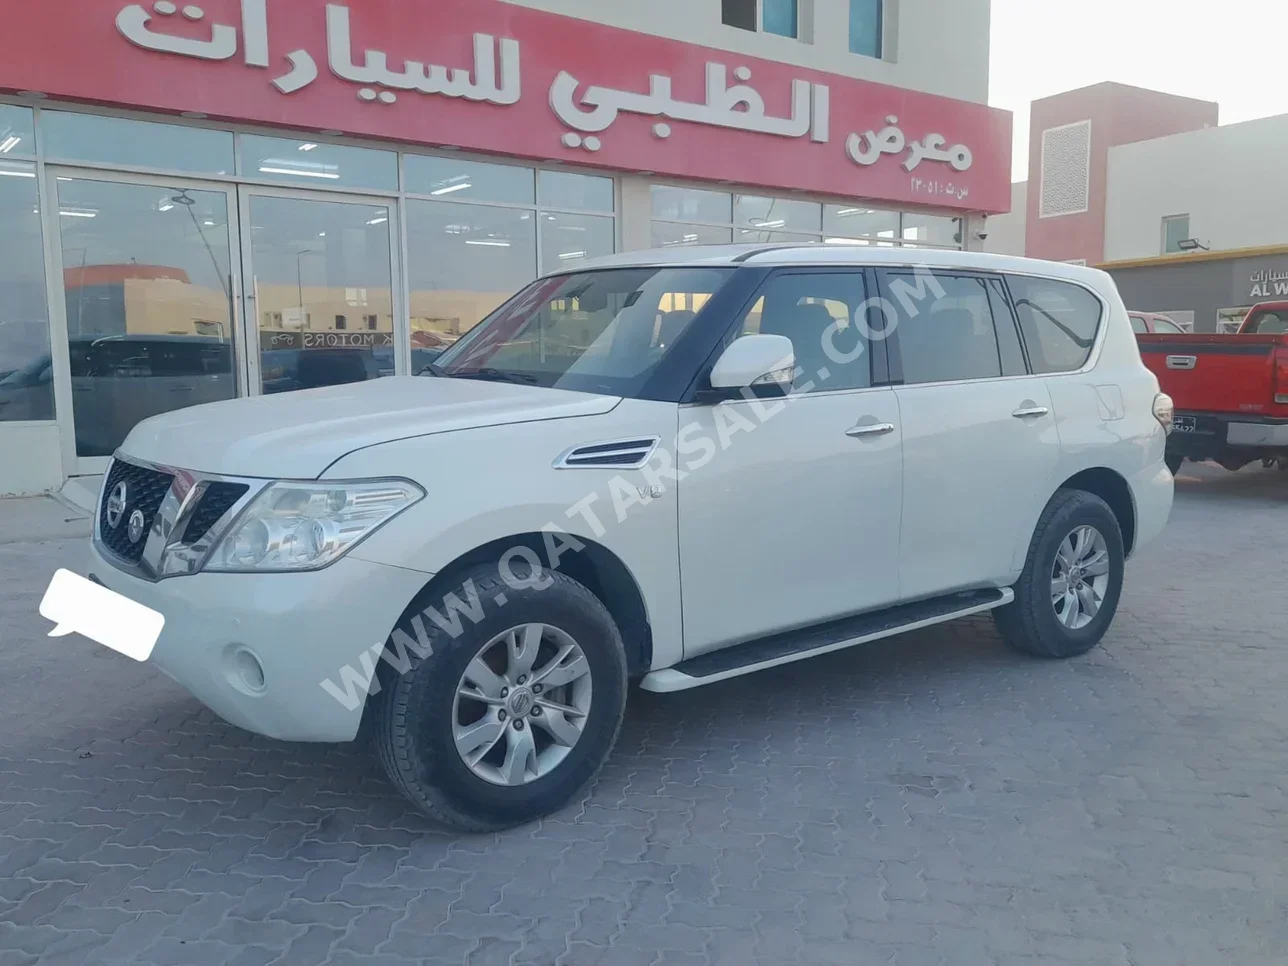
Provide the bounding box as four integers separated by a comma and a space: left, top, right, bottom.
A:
86, 541, 430, 742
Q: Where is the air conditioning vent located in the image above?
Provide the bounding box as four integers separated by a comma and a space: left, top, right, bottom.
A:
555, 437, 661, 469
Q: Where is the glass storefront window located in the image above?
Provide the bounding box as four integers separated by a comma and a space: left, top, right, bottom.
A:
538, 170, 614, 212
651, 222, 734, 247
734, 194, 821, 233
0, 105, 35, 158
245, 195, 395, 392
651, 185, 733, 224
0, 160, 53, 421
41, 111, 234, 174
902, 212, 961, 248
824, 205, 899, 239
240, 135, 397, 191
405, 155, 535, 205
541, 212, 615, 272
734, 228, 818, 244
55, 178, 237, 456
406, 199, 537, 359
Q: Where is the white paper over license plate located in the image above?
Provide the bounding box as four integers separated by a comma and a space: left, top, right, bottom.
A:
1173, 416, 1197, 433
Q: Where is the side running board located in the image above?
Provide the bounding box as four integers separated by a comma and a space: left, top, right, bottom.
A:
640, 588, 1013, 693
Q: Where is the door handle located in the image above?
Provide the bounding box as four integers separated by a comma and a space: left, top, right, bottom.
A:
846, 422, 896, 438
1012, 406, 1050, 419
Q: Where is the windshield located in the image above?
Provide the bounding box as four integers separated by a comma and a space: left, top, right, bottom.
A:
432, 267, 734, 396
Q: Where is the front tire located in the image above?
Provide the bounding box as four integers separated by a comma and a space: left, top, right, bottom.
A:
370, 564, 628, 831
994, 489, 1125, 659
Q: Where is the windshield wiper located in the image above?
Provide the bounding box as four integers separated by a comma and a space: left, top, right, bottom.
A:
418, 363, 444, 377
449, 367, 541, 386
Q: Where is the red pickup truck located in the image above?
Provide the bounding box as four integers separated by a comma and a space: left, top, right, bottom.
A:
1136, 302, 1288, 474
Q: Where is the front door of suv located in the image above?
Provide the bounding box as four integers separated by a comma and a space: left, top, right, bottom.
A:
677, 269, 904, 657
880, 270, 1061, 601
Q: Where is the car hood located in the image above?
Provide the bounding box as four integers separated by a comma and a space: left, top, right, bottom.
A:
119, 376, 621, 478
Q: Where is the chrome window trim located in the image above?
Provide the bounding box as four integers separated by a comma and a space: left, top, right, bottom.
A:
93, 452, 270, 582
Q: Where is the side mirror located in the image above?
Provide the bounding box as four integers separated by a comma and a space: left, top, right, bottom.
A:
709, 334, 796, 391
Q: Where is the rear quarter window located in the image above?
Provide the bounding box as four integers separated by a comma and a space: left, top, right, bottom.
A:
1007, 276, 1103, 374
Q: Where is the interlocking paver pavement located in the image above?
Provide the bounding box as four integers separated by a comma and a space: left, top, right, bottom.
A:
2, 464, 1287, 965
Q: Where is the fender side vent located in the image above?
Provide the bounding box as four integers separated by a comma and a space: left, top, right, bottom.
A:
556, 437, 660, 469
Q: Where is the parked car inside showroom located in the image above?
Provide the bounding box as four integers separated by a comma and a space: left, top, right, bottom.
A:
82, 245, 1174, 830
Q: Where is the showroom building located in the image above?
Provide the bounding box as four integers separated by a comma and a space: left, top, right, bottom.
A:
985, 81, 1288, 332
0, 0, 1011, 497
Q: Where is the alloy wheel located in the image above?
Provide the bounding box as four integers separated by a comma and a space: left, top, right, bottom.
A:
1050, 525, 1111, 631
451, 623, 593, 786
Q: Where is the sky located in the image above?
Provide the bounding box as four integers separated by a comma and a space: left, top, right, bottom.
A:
989, 0, 1288, 181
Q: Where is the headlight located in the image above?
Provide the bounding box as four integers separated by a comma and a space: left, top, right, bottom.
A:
205, 479, 424, 573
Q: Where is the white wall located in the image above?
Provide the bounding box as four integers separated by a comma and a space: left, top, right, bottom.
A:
0, 424, 64, 497
982, 181, 1027, 256
499, 0, 991, 104
1105, 113, 1288, 261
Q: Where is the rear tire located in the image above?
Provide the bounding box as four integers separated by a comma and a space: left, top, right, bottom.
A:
1165, 453, 1184, 476
994, 489, 1125, 659
370, 564, 628, 831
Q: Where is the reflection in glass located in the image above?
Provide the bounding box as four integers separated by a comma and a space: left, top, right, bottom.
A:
734, 228, 818, 244
406, 155, 534, 205
0, 105, 35, 158
248, 196, 394, 393
56, 179, 236, 456
824, 205, 899, 239
42, 111, 234, 174
734, 194, 821, 232
538, 170, 615, 212
240, 135, 398, 191
902, 212, 961, 248
541, 213, 615, 272
651, 223, 733, 247
650, 185, 733, 224
406, 200, 537, 360
0, 161, 53, 421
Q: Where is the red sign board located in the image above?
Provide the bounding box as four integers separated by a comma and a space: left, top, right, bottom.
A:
4, 0, 1013, 213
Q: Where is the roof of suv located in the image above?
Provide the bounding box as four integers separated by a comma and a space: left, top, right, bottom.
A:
552, 244, 1107, 285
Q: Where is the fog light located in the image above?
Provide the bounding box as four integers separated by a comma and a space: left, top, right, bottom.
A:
229, 646, 266, 693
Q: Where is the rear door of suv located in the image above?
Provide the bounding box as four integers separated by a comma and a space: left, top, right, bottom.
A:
879, 268, 1061, 600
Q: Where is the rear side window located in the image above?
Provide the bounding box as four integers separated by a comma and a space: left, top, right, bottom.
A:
886, 273, 1004, 385
1008, 276, 1103, 373
1245, 310, 1288, 335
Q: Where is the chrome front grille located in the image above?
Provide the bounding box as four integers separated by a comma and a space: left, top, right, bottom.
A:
98, 460, 174, 563
95, 456, 266, 580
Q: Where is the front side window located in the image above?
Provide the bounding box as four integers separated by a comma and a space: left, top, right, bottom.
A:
433, 268, 734, 397
737, 272, 871, 393
1008, 275, 1103, 373
888, 274, 1004, 385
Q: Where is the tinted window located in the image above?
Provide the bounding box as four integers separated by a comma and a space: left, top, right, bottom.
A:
888, 273, 1002, 385
737, 272, 870, 393
1008, 276, 1103, 373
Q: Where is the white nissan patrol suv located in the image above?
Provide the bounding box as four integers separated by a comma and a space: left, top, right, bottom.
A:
86, 246, 1174, 830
